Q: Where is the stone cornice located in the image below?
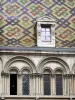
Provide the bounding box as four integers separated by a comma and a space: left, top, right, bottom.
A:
0, 46, 75, 52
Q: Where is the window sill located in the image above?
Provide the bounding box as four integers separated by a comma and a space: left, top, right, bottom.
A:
3, 95, 75, 98
39, 95, 75, 98
4, 95, 36, 99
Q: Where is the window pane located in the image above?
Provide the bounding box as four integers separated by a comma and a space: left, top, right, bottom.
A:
46, 28, 50, 32
56, 74, 63, 95
22, 74, 29, 95
41, 32, 45, 36
41, 25, 51, 42
41, 28, 45, 32
41, 36, 45, 41
46, 32, 50, 36
46, 36, 50, 41
44, 74, 50, 95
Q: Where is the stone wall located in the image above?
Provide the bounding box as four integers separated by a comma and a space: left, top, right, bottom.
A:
0, 51, 75, 98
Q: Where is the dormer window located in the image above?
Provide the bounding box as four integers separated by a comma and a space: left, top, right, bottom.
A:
36, 15, 56, 47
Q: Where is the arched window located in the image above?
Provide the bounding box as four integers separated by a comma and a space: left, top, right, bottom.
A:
22, 69, 30, 95
9, 69, 18, 95
55, 69, 63, 95
43, 69, 51, 95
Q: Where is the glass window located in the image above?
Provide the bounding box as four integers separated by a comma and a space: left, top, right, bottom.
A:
22, 74, 29, 95
56, 74, 63, 95
44, 74, 51, 95
41, 24, 51, 42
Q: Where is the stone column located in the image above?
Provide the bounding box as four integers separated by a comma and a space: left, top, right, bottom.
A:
63, 75, 67, 95
52, 75, 56, 95
18, 73, 22, 95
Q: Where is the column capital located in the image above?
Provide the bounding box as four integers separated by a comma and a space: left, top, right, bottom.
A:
1, 70, 9, 76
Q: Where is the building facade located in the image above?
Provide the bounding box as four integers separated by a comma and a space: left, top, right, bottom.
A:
0, 0, 75, 100
0, 49, 75, 100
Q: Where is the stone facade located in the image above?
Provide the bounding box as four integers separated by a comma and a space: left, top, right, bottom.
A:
0, 50, 75, 100
0, 0, 75, 100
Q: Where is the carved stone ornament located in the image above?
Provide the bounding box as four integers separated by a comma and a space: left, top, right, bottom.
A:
1, 70, 9, 76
